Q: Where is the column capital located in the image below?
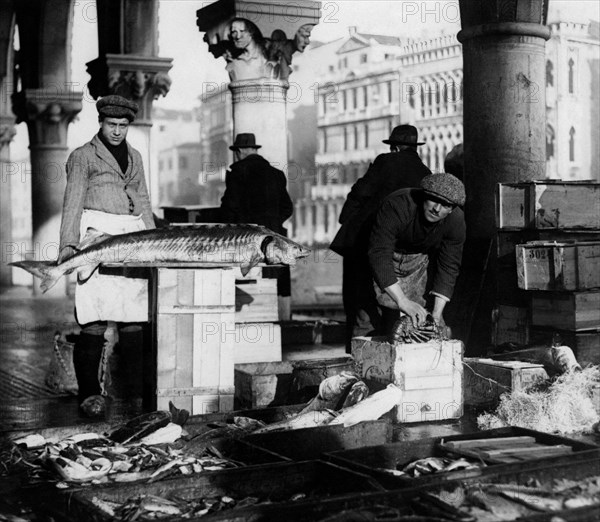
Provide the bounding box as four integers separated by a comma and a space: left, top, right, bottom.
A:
12, 89, 83, 147
197, 0, 320, 81
86, 54, 173, 125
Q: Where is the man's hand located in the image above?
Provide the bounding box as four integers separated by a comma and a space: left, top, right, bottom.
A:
396, 297, 428, 327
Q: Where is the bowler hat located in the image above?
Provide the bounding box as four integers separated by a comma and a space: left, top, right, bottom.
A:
96, 95, 139, 122
230, 133, 262, 151
382, 124, 424, 146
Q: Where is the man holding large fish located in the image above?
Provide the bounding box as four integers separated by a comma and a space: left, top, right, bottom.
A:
11, 100, 309, 415
57, 94, 154, 414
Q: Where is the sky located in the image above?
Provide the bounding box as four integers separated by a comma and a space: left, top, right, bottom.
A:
9, 0, 600, 158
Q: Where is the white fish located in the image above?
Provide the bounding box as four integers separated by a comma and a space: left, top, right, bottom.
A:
329, 384, 403, 427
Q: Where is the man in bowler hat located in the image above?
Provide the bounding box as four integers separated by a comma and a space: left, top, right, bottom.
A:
220, 133, 293, 235
330, 125, 432, 352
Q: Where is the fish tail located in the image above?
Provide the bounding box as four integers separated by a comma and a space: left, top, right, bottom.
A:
8, 260, 64, 293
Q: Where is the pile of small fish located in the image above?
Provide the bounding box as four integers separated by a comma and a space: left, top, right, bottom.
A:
435, 475, 600, 520
93, 491, 312, 520
390, 315, 449, 344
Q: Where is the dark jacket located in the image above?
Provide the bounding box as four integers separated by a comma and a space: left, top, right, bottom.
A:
220, 153, 294, 235
369, 188, 466, 300
329, 149, 431, 255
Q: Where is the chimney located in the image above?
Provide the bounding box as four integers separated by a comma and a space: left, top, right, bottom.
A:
349, 26, 358, 35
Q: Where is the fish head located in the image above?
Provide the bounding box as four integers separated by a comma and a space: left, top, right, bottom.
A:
265, 236, 310, 266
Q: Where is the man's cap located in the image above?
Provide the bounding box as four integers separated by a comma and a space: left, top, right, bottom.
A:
420, 172, 466, 207
96, 95, 138, 122
230, 133, 262, 151
382, 124, 425, 146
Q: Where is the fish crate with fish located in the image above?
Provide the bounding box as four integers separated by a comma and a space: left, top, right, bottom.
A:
242, 420, 393, 461
256, 452, 600, 522
352, 336, 463, 423
288, 357, 355, 404
65, 460, 384, 522
325, 426, 599, 490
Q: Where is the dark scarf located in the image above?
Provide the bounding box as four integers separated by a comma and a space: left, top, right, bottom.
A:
98, 131, 129, 174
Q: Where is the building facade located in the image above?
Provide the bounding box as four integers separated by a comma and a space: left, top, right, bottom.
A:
294, 22, 599, 246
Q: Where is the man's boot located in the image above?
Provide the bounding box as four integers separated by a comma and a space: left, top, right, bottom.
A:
73, 332, 104, 414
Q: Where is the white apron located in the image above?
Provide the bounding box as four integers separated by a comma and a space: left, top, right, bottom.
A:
75, 209, 149, 324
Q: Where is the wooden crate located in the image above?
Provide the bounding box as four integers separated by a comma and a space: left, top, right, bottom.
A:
352, 337, 463, 423
496, 180, 600, 229
463, 358, 548, 407
492, 304, 530, 346
244, 421, 393, 461
67, 460, 382, 522
530, 290, 600, 331
326, 427, 599, 490
497, 229, 600, 266
154, 268, 236, 414
234, 361, 294, 409
517, 240, 600, 291
233, 322, 282, 364
529, 327, 600, 367
235, 278, 278, 323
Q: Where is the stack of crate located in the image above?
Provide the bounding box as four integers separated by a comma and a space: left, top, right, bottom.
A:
233, 267, 282, 364
495, 180, 600, 366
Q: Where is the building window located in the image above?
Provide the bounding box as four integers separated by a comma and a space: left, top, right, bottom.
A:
179, 156, 188, 169
569, 127, 575, 161
354, 126, 359, 149
168, 158, 173, 170
546, 60, 554, 87
363, 86, 368, 107
364, 124, 369, 148
342, 90, 347, 111
568, 58, 575, 93
387, 81, 393, 103
322, 131, 328, 153
343, 127, 348, 150
546, 125, 555, 160
360, 53, 367, 64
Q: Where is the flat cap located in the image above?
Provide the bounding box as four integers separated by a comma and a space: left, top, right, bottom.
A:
421, 172, 466, 207
96, 95, 138, 122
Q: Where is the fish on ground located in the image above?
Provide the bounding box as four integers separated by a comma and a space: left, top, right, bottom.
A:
9, 224, 310, 293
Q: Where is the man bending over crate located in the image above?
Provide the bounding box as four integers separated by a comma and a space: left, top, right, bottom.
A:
368, 173, 466, 337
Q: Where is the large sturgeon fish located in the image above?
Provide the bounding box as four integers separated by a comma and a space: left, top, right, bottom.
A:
10, 224, 310, 293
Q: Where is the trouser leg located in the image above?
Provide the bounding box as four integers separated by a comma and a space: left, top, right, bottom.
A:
117, 324, 145, 401
73, 327, 105, 404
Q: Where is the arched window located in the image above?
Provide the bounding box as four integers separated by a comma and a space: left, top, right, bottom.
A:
546, 60, 554, 87
546, 125, 555, 160
569, 127, 575, 162
568, 58, 575, 93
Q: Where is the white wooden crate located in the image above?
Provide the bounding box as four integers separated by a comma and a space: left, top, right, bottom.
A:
352, 337, 463, 423
154, 267, 236, 414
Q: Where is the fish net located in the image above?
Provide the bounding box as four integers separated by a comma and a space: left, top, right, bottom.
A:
478, 366, 600, 434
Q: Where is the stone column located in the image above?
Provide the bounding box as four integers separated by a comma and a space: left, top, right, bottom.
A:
0, 117, 16, 286
458, 0, 551, 238
230, 79, 289, 169
87, 0, 173, 210
14, 89, 83, 295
